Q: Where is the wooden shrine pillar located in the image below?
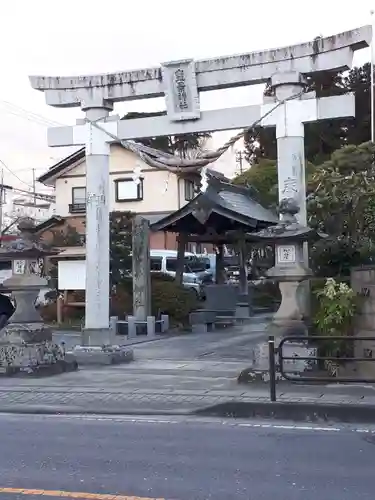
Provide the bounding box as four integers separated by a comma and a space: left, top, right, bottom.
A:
238, 238, 248, 296
215, 244, 225, 284
176, 233, 187, 285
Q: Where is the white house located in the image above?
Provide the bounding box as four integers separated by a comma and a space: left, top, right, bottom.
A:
37, 144, 208, 250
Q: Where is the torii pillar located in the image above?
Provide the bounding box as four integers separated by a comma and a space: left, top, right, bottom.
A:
261, 72, 355, 317
62, 97, 118, 341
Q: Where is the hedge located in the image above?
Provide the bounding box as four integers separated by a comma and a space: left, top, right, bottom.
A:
40, 273, 198, 327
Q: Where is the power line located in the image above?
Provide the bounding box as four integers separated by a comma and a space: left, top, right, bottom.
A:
10, 166, 48, 173
0, 100, 64, 127
0, 183, 55, 202
0, 158, 33, 189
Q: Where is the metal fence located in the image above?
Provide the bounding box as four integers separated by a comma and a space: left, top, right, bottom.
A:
268, 335, 375, 402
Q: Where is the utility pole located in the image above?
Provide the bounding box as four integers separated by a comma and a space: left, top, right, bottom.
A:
32, 168, 36, 206
371, 10, 374, 143
235, 150, 245, 174
0, 168, 4, 237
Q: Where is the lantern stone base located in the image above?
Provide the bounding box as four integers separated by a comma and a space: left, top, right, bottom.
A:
240, 338, 318, 383
267, 262, 311, 337
244, 261, 314, 381
0, 321, 52, 344
0, 322, 78, 376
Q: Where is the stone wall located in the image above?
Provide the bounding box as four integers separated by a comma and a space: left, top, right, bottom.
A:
351, 266, 375, 378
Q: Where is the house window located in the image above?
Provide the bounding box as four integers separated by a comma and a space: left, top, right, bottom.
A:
150, 257, 162, 271
184, 179, 197, 201
72, 187, 86, 204
69, 187, 86, 214
115, 178, 143, 202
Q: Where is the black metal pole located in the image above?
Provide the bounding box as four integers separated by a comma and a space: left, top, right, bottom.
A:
268, 335, 277, 402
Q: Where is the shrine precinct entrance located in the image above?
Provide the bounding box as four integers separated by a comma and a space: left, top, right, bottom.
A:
29, 26, 371, 332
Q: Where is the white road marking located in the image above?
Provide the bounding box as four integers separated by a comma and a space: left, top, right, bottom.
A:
1, 412, 374, 434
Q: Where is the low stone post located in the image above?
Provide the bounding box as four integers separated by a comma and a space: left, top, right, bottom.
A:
147, 316, 156, 337
161, 314, 169, 333
127, 315, 137, 338
109, 316, 118, 343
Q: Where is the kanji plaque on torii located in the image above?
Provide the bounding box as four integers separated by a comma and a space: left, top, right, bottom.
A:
29, 26, 371, 335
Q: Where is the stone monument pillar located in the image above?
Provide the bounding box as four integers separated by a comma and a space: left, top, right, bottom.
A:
132, 216, 151, 320
0, 219, 77, 375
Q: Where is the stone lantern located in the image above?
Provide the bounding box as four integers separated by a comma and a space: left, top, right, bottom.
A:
0, 218, 76, 374
252, 197, 325, 336
238, 198, 325, 381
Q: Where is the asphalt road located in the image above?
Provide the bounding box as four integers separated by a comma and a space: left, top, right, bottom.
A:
0, 414, 373, 500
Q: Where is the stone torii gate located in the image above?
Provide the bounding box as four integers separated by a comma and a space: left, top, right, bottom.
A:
29, 26, 371, 335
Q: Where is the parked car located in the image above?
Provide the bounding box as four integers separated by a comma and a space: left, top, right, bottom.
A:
150, 250, 213, 299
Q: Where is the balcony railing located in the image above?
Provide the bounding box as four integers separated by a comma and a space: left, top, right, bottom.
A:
69, 203, 86, 214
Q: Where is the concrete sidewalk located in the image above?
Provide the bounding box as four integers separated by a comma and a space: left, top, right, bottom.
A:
1, 370, 375, 422
2, 319, 375, 422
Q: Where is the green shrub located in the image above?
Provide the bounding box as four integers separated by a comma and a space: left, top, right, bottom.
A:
110, 285, 132, 318
111, 273, 198, 326
39, 301, 84, 325
40, 273, 198, 326
39, 302, 58, 322
313, 278, 357, 358
310, 276, 350, 318
251, 280, 280, 310
151, 274, 198, 325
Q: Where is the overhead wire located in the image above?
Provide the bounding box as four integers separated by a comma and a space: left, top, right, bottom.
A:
0, 101, 65, 191
0, 100, 65, 127
0, 158, 34, 189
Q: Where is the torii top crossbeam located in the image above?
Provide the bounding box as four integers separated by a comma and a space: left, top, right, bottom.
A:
30, 26, 371, 110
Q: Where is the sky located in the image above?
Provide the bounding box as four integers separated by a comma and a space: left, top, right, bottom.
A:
0, 0, 373, 196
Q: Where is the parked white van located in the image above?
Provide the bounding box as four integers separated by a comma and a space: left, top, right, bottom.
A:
149, 250, 213, 299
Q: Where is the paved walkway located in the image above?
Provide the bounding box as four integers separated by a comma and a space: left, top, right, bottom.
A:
2, 318, 375, 415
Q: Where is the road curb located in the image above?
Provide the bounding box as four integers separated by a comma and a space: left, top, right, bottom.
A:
194, 400, 375, 423
0, 405, 193, 417
2, 400, 375, 423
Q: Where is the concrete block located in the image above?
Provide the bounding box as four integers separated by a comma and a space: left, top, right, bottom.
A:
72, 345, 134, 366
204, 284, 238, 313
190, 310, 216, 325
81, 328, 116, 346
235, 302, 249, 319
147, 316, 156, 337
192, 323, 208, 333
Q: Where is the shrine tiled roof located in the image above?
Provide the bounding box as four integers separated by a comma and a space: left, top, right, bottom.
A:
151, 177, 277, 236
